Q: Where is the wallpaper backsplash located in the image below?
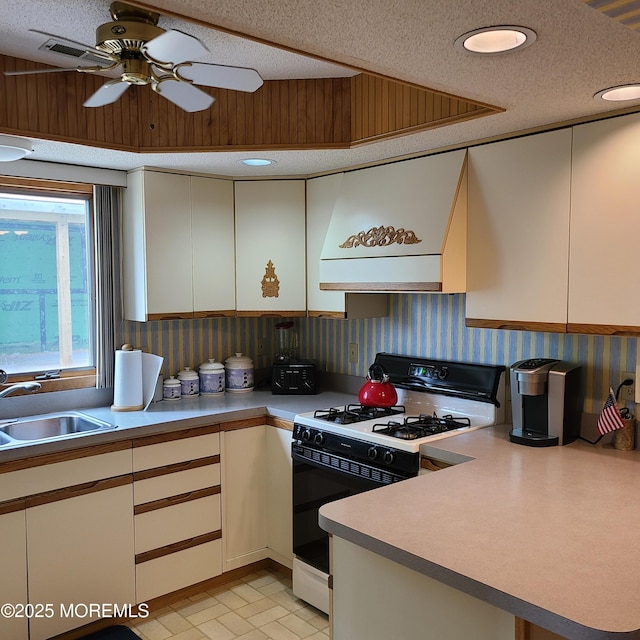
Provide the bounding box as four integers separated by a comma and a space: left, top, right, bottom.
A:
121, 293, 636, 415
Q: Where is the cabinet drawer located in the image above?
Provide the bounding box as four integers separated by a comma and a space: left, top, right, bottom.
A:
0, 449, 132, 503
135, 493, 221, 553
134, 462, 220, 505
136, 538, 222, 603
133, 432, 219, 472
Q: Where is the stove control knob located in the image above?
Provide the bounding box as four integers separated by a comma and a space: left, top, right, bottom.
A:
367, 446, 379, 461
382, 450, 395, 465
313, 432, 324, 445
301, 429, 312, 442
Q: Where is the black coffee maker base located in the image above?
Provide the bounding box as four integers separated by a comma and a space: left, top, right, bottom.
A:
509, 428, 559, 447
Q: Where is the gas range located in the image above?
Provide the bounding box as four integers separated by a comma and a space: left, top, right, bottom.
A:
293, 353, 506, 477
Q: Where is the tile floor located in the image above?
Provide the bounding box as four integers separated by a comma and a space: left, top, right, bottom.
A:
128, 570, 329, 640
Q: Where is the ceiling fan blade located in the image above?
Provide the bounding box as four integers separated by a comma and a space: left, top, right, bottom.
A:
29, 29, 112, 62
143, 29, 208, 65
177, 62, 263, 92
84, 79, 130, 108
5, 67, 87, 76
154, 79, 214, 112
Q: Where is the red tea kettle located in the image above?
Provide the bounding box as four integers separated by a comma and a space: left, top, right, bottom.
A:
358, 363, 398, 408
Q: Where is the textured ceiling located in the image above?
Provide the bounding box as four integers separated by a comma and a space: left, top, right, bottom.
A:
1, 0, 640, 177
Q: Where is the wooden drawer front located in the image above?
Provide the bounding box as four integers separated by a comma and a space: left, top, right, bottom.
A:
134, 463, 220, 505
133, 432, 219, 472
136, 538, 222, 603
0, 450, 132, 503
135, 494, 221, 553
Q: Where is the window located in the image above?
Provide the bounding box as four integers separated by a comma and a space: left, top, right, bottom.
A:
0, 180, 96, 384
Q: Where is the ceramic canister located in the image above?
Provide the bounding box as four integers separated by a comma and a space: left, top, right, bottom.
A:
199, 358, 225, 395
162, 376, 181, 400
177, 366, 199, 398
224, 353, 254, 393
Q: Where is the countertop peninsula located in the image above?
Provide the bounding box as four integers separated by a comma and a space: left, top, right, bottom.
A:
319, 426, 640, 640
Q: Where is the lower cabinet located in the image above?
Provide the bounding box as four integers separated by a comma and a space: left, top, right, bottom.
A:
331, 536, 514, 640
0, 444, 135, 640
132, 425, 222, 603
0, 506, 28, 640
221, 424, 268, 571
26, 479, 135, 640
221, 420, 293, 572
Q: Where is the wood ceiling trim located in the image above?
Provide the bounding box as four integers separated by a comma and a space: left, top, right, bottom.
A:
0, 53, 500, 152
582, 0, 640, 28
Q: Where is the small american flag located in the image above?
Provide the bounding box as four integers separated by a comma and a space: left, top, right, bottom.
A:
597, 387, 625, 435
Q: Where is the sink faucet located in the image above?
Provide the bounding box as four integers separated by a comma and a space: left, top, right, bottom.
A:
0, 382, 42, 398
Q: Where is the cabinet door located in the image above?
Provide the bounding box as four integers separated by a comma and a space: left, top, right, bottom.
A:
235, 180, 306, 314
221, 426, 268, 570
123, 170, 193, 320
191, 176, 236, 316
0, 508, 28, 640
266, 424, 293, 567
569, 113, 640, 332
466, 130, 572, 331
306, 174, 388, 318
26, 482, 135, 640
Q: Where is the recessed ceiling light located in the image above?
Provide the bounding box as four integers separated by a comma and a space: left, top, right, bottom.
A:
595, 85, 640, 102
240, 158, 276, 166
455, 26, 536, 54
0, 135, 33, 162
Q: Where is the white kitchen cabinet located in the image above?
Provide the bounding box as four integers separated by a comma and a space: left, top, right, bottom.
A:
132, 426, 222, 603
234, 180, 306, 315
0, 446, 134, 640
123, 169, 235, 321
221, 424, 268, 570
266, 422, 293, 568
331, 537, 514, 640
306, 173, 388, 318
466, 129, 573, 331
568, 112, 640, 333
26, 479, 135, 640
0, 507, 28, 640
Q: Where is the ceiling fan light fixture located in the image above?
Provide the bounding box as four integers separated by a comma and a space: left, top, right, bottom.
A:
455, 26, 536, 54
595, 84, 640, 102
240, 158, 275, 166
0, 135, 33, 162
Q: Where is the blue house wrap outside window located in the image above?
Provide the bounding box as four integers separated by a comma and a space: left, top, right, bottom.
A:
0, 191, 94, 375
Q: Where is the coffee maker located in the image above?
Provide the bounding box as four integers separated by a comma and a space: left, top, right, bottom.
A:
509, 358, 582, 447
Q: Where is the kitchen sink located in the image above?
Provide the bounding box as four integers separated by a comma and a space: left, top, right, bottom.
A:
0, 412, 117, 444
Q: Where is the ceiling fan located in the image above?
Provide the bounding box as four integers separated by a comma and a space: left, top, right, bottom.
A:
3, 1, 264, 112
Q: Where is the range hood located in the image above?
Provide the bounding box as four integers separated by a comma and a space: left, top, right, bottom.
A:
319, 149, 467, 292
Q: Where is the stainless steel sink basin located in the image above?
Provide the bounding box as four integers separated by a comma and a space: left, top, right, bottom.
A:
0, 412, 116, 443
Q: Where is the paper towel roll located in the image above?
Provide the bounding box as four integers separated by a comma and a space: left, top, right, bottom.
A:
112, 347, 144, 411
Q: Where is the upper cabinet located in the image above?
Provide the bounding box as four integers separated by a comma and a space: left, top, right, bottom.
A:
306, 173, 388, 318
466, 129, 573, 332
568, 113, 640, 334
234, 180, 306, 316
318, 150, 468, 293
123, 169, 235, 321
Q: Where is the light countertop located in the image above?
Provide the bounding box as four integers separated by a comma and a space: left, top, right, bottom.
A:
319, 426, 640, 640
0, 388, 353, 462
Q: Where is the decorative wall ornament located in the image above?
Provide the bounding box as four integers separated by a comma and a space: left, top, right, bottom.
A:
261, 260, 280, 298
339, 225, 422, 248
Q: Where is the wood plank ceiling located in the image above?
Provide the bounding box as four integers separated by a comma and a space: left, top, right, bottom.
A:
0, 53, 501, 153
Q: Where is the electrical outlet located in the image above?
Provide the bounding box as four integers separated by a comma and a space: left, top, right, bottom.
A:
620, 372, 635, 402
257, 338, 266, 356
348, 342, 359, 363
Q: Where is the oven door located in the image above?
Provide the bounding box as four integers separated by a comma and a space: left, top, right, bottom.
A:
292, 442, 407, 574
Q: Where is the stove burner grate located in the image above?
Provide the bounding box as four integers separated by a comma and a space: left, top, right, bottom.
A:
314, 404, 406, 425
372, 412, 472, 439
